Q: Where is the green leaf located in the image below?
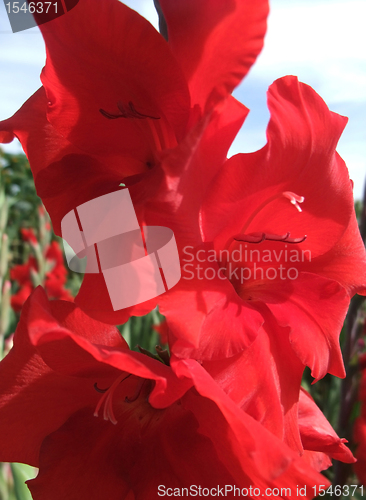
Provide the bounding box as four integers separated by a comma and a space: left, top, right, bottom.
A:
10, 463, 36, 500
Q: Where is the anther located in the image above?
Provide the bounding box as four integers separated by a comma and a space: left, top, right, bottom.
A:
99, 101, 160, 120
234, 232, 307, 244
94, 382, 109, 394
234, 233, 266, 244
125, 379, 147, 403
124, 102, 160, 120
99, 108, 122, 120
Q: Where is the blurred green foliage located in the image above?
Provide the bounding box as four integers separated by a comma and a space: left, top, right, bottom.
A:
0, 149, 42, 248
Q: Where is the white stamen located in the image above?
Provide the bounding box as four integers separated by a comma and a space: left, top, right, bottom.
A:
282, 191, 305, 212
94, 373, 130, 425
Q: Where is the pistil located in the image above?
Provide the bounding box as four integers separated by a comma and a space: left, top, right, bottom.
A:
94, 373, 131, 425
99, 100, 177, 155
233, 232, 307, 244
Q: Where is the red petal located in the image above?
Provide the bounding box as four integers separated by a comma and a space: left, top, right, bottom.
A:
159, 0, 269, 111
74, 272, 158, 326
20, 228, 38, 245
136, 96, 248, 242
241, 273, 348, 381
173, 358, 329, 493
201, 76, 354, 261
152, 320, 169, 345
159, 254, 263, 360
74, 98, 248, 325
202, 313, 305, 453
0, 89, 145, 235
27, 289, 192, 407
39, 0, 190, 156
0, 129, 14, 143
301, 195, 366, 295
0, 290, 99, 466
28, 404, 235, 500
300, 450, 332, 473
299, 388, 355, 463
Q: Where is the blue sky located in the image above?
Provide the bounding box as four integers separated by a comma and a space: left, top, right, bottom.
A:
1, 0, 365, 198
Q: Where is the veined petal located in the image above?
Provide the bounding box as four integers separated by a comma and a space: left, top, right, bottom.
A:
202, 313, 305, 453
301, 196, 366, 295
242, 273, 348, 381
74, 98, 248, 325
0, 89, 143, 235
0, 289, 348, 497
0, 288, 116, 466
28, 404, 235, 500
173, 358, 329, 494
138, 96, 248, 241
38, 0, 190, 156
299, 389, 355, 463
159, 255, 263, 360
201, 76, 354, 260
27, 288, 192, 407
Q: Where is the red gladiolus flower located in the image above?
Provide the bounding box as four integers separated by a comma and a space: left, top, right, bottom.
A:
0, 287, 351, 499
20, 228, 38, 245
10, 239, 73, 311
158, 76, 366, 382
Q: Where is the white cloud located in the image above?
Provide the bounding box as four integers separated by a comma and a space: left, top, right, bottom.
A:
258, 0, 366, 104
